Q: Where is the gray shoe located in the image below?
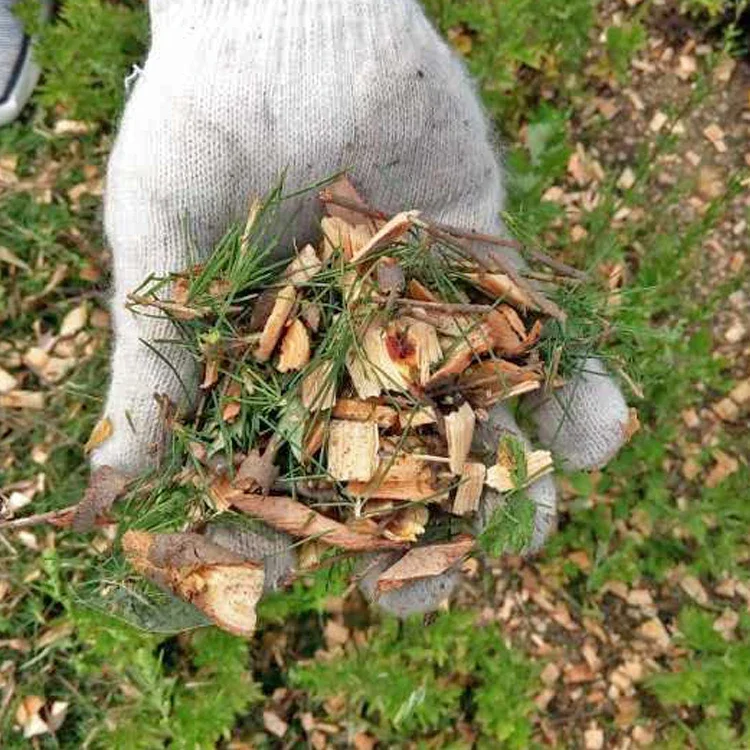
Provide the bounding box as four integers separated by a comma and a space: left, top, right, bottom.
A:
0, 0, 50, 126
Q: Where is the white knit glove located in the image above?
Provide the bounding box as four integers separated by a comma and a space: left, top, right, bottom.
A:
93, 0, 629, 617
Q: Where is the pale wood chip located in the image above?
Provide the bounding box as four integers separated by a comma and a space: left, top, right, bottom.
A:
453, 462, 486, 516
284, 244, 322, 285
445, 402, 476, 475
301, 361, 336, 411
350, 210, 420, 264
0, 390, 45, 410
255, 285, 297, 362
486, 449, 553, 492
383, 505, 429, 542
327, 420, 379, 482
348, 453, 440, 502
0, 365, 18, 394
332, 398, 398, 429
277, 319, 311, 373
466, 272, 536, 310
320, 217, 373, 262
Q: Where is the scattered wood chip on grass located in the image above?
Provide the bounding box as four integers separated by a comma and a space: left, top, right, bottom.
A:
18, 177, 615, 636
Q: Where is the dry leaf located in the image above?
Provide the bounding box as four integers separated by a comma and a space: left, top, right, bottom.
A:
230, 493, 407, 552
84, 417, 113, 453
374, 535, 474, 593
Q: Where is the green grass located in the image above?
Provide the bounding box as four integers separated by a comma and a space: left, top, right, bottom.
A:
1, 0, 749, 746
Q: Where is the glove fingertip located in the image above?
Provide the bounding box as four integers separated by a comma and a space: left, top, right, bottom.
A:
357, 552, 461, 619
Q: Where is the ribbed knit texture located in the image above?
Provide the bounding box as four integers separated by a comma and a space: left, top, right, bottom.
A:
0, 0, 24, 100
93, 0, 628, 617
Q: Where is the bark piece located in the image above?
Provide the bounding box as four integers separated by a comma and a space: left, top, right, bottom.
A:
255, 285, 296, 362
277, 319, 311, 373
301, 361, 337, 411
445, 402, 476, 475
332, 398, 399, 429
350, 211, 420, 265
375, 535, 474, 593
327, 420, 380, 482
122, 530, 264, 638
71, 466, 129, 532
453, 462, 486, 516
376, 257, 406, 294
229, 493, 406, 551
319, 175, 375, 227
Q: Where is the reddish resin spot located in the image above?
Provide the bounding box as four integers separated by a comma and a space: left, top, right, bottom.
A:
385, 328, 417, 366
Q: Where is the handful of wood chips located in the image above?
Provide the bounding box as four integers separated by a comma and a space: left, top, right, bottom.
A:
97, 178, 582, 637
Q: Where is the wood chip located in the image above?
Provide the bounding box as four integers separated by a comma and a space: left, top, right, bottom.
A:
331, 399, 398, 429
327, 420, 379, 482
255, 285, 297, 362
466, 272, 535, 310
374, 535, 473, 593
350, 210, 419, 265
284, 244, 322, 286
445, 402, 476, 475
407, 279, 440, 302
122, 530, 264, 639
383, 505, 429, 542
59, 303, 88, 337
0, 366, 18, 394
348, 453, 439, 501
408, 321, 442, 386
301, 361, 337, 411
0, 390, 45, 410
486, 450, 553, 492
453, 462, 486, 516
277, 319, 311, 372
263, 710, 289, 739
320, 217, 374, 263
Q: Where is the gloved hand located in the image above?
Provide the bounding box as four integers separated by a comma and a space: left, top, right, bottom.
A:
93, 0, 629, 617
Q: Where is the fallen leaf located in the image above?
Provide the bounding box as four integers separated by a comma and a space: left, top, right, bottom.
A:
375, 535, 473, 592
84, 417, 113, 454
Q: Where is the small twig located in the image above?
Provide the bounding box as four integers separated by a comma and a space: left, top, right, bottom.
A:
0, 505, 78, 531
393, 298, 496, 314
